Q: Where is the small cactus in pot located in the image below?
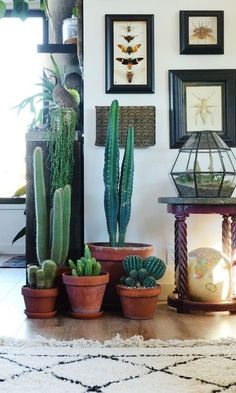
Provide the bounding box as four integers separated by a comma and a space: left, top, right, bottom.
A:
117, 255, 167, 320
22, 259, 59, 318
120, 255, 166, 288
62, 245, 109, 319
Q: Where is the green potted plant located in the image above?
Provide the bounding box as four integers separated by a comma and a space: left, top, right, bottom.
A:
116, 255, 166, 319
33, 146, 72, 311
22, 259, 58, 318
62, 245, 109, 319
89, 100, 153, 310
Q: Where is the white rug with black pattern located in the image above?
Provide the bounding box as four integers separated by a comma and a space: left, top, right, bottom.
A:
0, 335, 236, 393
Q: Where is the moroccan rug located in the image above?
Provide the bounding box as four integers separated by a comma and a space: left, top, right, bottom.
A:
0, 335, 236, 393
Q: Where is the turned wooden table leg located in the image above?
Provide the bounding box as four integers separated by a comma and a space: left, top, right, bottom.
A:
174, 214, 188, 303
222, 215, 231, 259
231, 215, 236, 298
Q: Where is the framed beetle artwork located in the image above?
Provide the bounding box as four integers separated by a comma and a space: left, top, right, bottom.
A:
169, 69, 236, 148
105, 14, 154, 93
180, 10, 224, 54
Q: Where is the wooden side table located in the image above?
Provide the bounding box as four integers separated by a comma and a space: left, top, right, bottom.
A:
158, 197, 236, 313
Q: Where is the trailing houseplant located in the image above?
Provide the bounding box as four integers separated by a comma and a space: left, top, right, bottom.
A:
116, 255, 166, 319
62, 245, 109, 319
89, 100, 154, 310
22, 259, 59, 318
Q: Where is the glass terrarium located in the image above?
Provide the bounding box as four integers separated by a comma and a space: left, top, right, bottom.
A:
170, 131, 236, 198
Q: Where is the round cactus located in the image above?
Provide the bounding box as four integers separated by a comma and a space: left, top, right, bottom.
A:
124, 277, 137, 287
122, 255, 143, 274
129, 269, 138, 280
138, 268, 149, 282
143, 276, 157, 288
143, 256, 166, 280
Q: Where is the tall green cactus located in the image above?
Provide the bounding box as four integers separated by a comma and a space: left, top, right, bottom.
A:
104, 100, 135, 247
33, 147, 71, 266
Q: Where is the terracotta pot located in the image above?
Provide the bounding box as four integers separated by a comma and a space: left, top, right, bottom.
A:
88, 243, 154, 311
21, 285, 59, 319
55, 266, 71, 314
116, 284, 161, 320
62, 272, 109, 319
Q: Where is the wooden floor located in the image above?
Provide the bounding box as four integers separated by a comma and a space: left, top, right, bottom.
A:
1, 268, 236, 342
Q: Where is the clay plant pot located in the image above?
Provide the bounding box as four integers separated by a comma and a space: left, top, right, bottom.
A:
21, 285, 59, 319
88, 243, 154, 311
116, 284, 161, 320
62, 272, 109, 319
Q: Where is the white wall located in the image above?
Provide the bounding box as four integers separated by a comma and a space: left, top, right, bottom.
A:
84, 0, 236, 285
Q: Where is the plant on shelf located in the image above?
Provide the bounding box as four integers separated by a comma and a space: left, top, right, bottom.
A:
62, 245, 109, 319
21, 259, 59, 319
89, 99, 154, 310
0, 0, 49, 20
117, 255, 166, 320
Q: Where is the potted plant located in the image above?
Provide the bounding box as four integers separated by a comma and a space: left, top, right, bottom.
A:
62, 245, 109, 319
116, 255, 166, 319
89, 100, 153, 310
22, 259, 58, 318
33, 146, 72, 311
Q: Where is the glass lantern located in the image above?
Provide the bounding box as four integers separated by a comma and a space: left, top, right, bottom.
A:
170, 131, 236, 198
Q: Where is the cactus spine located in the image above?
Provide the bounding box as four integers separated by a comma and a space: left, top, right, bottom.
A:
69, 245, 101, 276
33, 147, 71, 266
103, 100, 135, 247
27, 260, 57, 289
120, 255, 166, 288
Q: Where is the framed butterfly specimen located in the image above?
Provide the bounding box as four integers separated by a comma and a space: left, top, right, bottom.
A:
105, 14, 154, 93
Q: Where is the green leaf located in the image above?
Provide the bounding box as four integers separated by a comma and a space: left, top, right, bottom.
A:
0, 1, 6, 18
12, 227, 26, 244
12, 0, 29, 21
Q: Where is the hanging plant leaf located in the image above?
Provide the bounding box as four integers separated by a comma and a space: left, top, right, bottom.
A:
40, 0, 50, 18
12, 226, 26, 244
0, 0, 6, 18
12, 0, 29, 21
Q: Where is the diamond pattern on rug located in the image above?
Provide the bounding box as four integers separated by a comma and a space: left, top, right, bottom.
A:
0, 341, 236, 393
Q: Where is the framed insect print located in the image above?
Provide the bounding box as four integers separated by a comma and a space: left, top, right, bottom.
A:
105, 14, 154, 93
180, 10, 224, 54
169, 69, 236, 148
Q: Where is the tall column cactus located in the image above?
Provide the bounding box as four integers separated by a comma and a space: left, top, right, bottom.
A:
33, 146, 71, 266
103, 99, 134, 247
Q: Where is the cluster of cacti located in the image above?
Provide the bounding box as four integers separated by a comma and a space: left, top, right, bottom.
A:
120, 255, 166, 288
68, 245, 102, 276
104, 99, 134, 247
33, 146, 71, 267
27, 260, 57, 289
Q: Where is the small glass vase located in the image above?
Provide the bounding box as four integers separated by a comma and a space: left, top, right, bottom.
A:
62, 17, 78, 44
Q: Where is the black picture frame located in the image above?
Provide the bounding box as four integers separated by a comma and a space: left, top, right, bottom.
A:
180, 10, 224, 54
105, 14, 154, 93
169, 69, 236, 149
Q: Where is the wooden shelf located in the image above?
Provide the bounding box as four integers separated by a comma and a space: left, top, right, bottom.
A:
37, 44, 77, 54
